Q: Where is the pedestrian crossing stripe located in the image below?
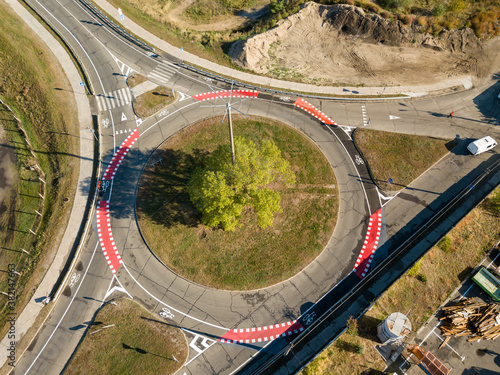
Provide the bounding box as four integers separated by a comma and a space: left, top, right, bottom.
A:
96, 88, 132, 112
147, 62, 178, 84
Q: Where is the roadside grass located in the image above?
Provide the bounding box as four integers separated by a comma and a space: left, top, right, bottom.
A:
133, 86, 176, 118
0, 1, 80, 341
302, 318, 385, 375
353, 128, 452, 191
136, 116, 338, 290
127, 73, 148, 88
102, 0, 237, 67
301, 187, 500, 375
64, 299, 187, 375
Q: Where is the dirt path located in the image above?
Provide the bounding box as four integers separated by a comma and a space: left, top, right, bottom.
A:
162, 0, 269, 32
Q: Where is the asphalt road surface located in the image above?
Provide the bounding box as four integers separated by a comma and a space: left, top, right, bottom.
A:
7, 0, 500, 374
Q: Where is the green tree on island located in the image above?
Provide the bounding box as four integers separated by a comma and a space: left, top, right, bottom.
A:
188, 137, 296, 231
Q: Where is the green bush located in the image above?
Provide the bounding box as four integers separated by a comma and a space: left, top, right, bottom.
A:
437, 235, 452, 252
448, 0, 467, 13
355, 344, 364, 354
417, 273, 428, 283
407, 260, 422, 277
432, 3, 446, 17
269, 0, 286, 14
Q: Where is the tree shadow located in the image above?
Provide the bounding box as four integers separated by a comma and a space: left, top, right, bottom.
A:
136, 147, 209, 228
121, 343, 173, 360
335, 339, 361, 353
358, 314, 383, 341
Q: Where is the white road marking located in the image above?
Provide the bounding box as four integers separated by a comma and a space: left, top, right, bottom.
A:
121, 263, 227, 330
323, 125, 371, 214
24, 243, 100, 375
103, 284, 132, 301
178, 91, 190, 101
184, 333, 217, 366
147, 62, 178, 84
389, 115, 400, 120
121, 112, 127, 121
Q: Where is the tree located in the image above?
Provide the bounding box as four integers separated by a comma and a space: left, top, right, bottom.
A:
269, 0, 286, 15
188, 137, 295, 231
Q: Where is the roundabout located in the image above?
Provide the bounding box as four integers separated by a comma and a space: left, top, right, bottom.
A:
93, 81, 382, 372
10, 2, 499, 374
136, 115, 339, 290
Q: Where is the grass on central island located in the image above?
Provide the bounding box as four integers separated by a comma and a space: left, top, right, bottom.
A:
136, 116, 338, 290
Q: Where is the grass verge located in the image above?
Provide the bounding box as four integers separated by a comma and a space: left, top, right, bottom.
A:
64, 299, 187, 375
137, 116, 338, 290
0, 0, 80, 341
301, 187, 500, 375
353, 128, 453, 191
133, 85, 176, 118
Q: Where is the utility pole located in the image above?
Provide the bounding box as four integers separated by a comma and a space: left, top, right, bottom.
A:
227, 104, 235, 165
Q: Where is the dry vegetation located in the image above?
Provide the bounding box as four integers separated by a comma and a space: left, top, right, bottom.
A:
353, 129, 452, 191
0, 1, 80, 340
64, 299, 187, 375
136, 116, 338, 290
301, 187, 500, 375
102, 0, 499, 74
132, 86, 176, 118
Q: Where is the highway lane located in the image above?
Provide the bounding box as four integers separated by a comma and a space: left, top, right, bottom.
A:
9, 0, 500, 374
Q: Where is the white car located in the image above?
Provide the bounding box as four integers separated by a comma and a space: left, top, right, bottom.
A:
467, 136, 497, 155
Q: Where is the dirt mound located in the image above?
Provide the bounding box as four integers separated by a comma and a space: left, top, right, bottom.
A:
229, 2, 493, 87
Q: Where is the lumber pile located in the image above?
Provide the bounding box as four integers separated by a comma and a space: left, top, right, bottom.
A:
439, 298, 500, 342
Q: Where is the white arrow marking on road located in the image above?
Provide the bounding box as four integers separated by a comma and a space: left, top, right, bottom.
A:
178, 91, 190, 101
136, 117, 143, 126
104, 285, 132, 300
389, 115, 400, 120
121, 112, 127, 121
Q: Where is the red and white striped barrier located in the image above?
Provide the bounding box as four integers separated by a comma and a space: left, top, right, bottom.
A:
294, 98, 337, 126
354, 208, 382, 278
96, 200, 122, 274
97, 127, 140, 274
192, 90, 258, 102
102, 128, 139, 181
219, 320, 304, 344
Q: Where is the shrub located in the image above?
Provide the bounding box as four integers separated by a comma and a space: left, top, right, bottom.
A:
269, 0, 286, 14
407, 260, 422, 277
416, 16, 427, 27
400, 14, 415, 25
432, 3, 446, 17
417, 273, 428, 283
347, 316, 359, 336
437, 235, 452, 253
270, 19, 277, 28
355, 344, 364, 354
380, 10, 391, 18
447, 0, 467, 13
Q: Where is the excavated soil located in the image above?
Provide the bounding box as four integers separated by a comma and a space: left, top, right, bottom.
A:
229, 2, 500, 87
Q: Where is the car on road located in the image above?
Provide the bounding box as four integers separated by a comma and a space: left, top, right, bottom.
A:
467, 136, 497, 155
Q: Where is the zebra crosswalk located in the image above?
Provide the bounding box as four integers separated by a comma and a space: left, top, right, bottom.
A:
96, 88, 132, 112
147, 62, 178, 85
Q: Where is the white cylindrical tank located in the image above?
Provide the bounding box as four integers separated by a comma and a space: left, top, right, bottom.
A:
377, 312, 412, 344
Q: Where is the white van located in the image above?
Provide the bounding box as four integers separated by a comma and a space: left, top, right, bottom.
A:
467, 136, 497, 155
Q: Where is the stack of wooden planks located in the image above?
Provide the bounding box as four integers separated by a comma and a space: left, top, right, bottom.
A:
439, 297, 500, 344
